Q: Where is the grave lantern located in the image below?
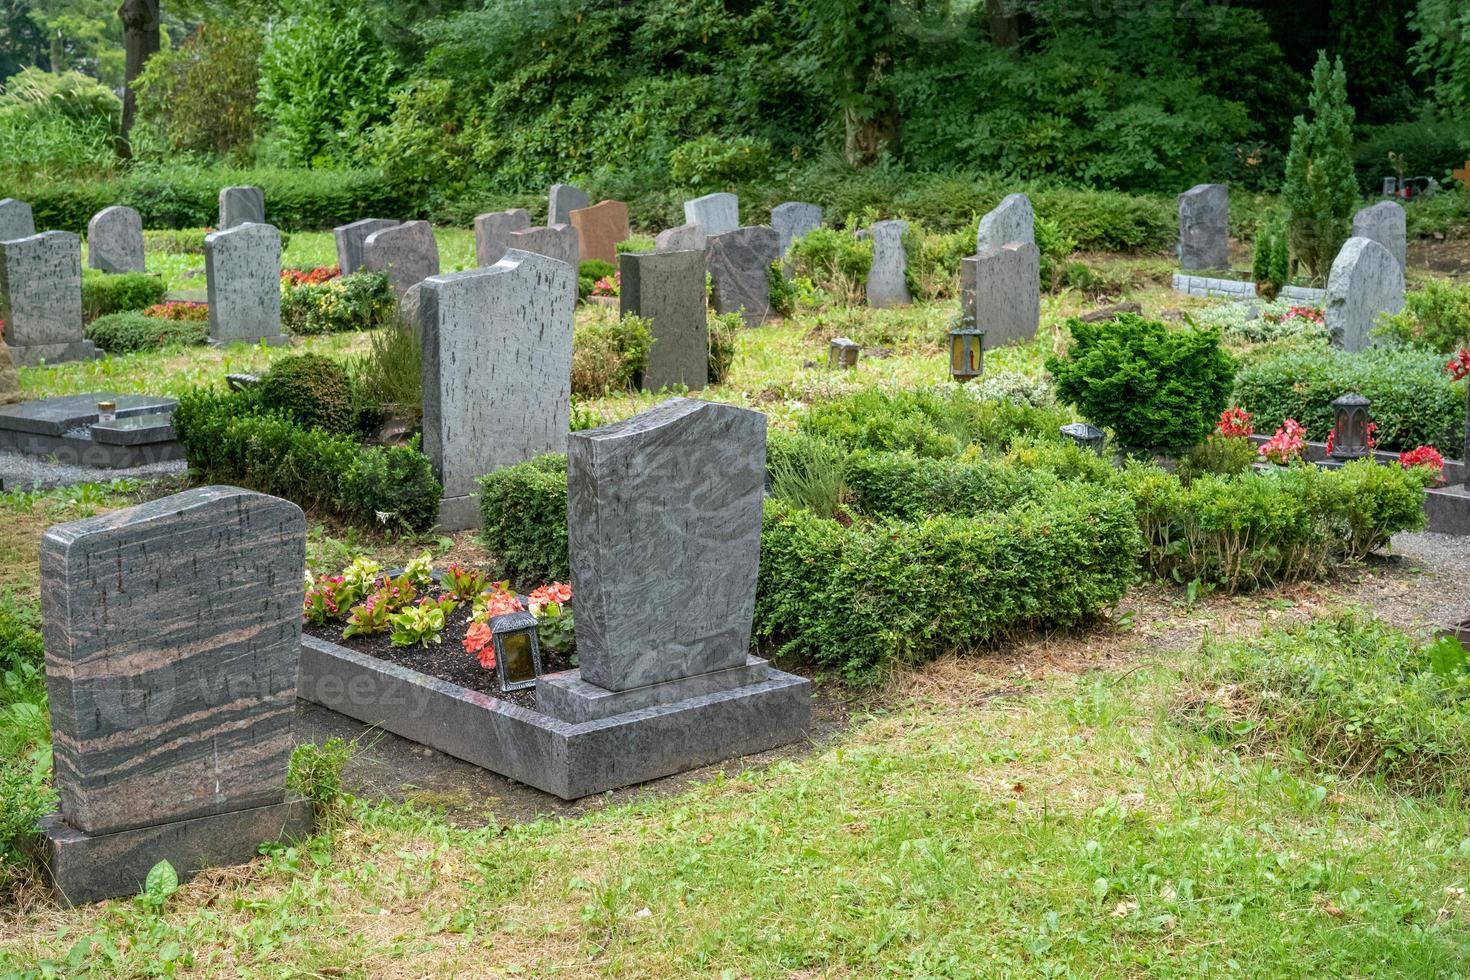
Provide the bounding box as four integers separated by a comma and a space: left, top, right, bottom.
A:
1060, 422, 1106, 455
828, 336, 860, 370
1330, 392, 1372, 460
490, 610, 543, 693
948, 314, 985, 383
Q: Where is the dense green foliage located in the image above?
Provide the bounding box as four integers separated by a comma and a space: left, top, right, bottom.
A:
1282, 54, 1359, 280
799, 386, 1070, 458
257, 353, 357, 435
1375, 278, 1470, 353
570, 314, 654, 398
80, 269, 166, 321
0, 596, 52, 884
83, 311, 206, 352
476, 455, 572, 587
280, 272, 395, 336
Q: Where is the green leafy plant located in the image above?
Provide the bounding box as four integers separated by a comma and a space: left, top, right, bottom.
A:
257, 354, 358, 436
287, 737, 353, 819
84, 312, 207, 353
571, 313, 653, 397
81, 270, 167, 322
281, 272, 396, 336
478, 455, 572, 586
787, 224, 873, 306
1374, 278, 1470, 354
707, 311, 740, 384
766, 431, 847, 519
137, 860, 179, 912
1282, 52, 1359, 280
389, 595, 459, 648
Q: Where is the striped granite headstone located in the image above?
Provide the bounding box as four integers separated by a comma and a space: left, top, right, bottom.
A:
41, 486, 306, 837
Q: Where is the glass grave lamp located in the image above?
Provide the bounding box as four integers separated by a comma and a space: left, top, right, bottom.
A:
1059, 422, 1107, 456
828, 336, 860, 370
490, 610, 544, 693
1330, 392, 1372, 461
948, 313, 985, 383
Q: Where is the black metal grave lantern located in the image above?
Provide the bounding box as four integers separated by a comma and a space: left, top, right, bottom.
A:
1330, 392, 1372, 461
490, 610, 544, 692
1060, 422, 1106, 456
948, 314, 985, 383
828, 336, 860, 370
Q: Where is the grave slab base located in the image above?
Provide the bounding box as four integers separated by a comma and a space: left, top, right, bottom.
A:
1425, 485, 1470, 536
28, 801, 314, 906
9, 341, 97, 368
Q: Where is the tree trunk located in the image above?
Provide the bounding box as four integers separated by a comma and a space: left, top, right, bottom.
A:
117, 0, 162, 159
986, 0, 1019, 48
844, 103, 900, 168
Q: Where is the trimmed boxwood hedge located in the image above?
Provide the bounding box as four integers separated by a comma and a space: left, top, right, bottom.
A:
84, 312, 206, 353
81, 270, 167, 322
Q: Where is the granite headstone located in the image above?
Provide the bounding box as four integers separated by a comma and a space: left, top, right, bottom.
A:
86, 206, 146, 274
569, 200, 630, 265
655, 224, 708, 253
334, 218, 399, 275
507, 224, 580, 305
771, 202, 822, 275
218, 186, 265, 230
362, 220, 440, 299
204, 223, 285, 346
0, 231, 94, 367
1325, 236, 1404, 353
473, 208, 531, 267
1177, 183, 1229, 270
0, 198, 35, 242
707, 226, 779, 326
0, 340, 18, 405
977, 193, 1035, 250
684, 193, 739, 237
859, 219, 911, 308
960, 242, 1041, 347
549, 184, 590, 225
620, 250, 708, 391
1352, 200, 1407, 272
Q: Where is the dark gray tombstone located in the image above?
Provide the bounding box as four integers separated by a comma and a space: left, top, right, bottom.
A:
218, 186, 265, 230
362, 220, 441, 299
86, 206, 146, 274
474, 208, 531, 267
548, 184, 590, 226
334, 218, 399, 275
707, 226, 779, 326
204, 223, 285, 346
1177, 183, 1229, 270
621, 250, 708, 391
0, 231, 94, 367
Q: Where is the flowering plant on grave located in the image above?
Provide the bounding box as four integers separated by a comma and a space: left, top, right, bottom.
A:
1448, 348, 1470, 381
142, 300, 209, 322
281, 264, 340, 287
592, 271, 620, 298
389, 595, 459, 648
303, 574, 362, 625
400, 551, 436, 589
1399, 445, 1446, 485
342, 574, 418, 639
1216, 406, 1253, 439
1259, 418, 1307, 465
443, 563, 493, 601
340, 556, 383, 593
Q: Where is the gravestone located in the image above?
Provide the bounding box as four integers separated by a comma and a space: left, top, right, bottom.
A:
507, 224, 580, 306
334, 218, 399, 275
0, 341, 18, 405
859, 219, 911, 308
204, 223, 285, 346
707, 226, 779, 326
569, 200, 630, 265
1325, 236, 1404, 353
473, 208, 530, 267
1352, 201, 1407, 272
399, 283, 425, 342
34, 486, 312, 905
960, 242, 1041, 347
362, 220, 440, 299
655, 223, 707, 253
86, 206, 146, 274
549, 184, 590, 225
684, 193, 739, 237
218, 186, 265, 230
977, 193, 1034, 250
420, 249, 575, 530
620, 250, 708, 391
0, 198, 35, 241
771, 202, 822, 275
1177, 183, 1229, 270
0, 232, 95, 367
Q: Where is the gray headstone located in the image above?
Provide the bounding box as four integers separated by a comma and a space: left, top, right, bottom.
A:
977, 193, 1035, 250
1352, 201, 1407, 272
1325, 236, 1404, 353
568, 397, 765, 692
218, 186, 265, 230
362, 220, 440, 298
474, 208, 531, 267
859, 219, 911, 308
507, 224, 580, 306
86, 206, 146, 274
707, 226, 779, 326
0, 232, 92, 366
204, 223, 284, 345
655, 224, 708, 253
0, 198, 35, 242
960, 242, 1041, 347
1177, 183, 1229, 271
620, 250, 708, 391
41, 486, 305, 836
399, 282, 424, 342
684, 193, 740, 237
420, 249, 575, 530
771, 202, 823, 273
334, 218, 399, 275
0, 340, 18, 405
549, 184, 590, 226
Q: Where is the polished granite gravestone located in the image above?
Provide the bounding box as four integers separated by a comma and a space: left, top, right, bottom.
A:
0, 393, 182, 468
362, 220, 441, 298
976, 192, 1034, 250
1326, 237, 1404, 353
1177, 183, 1229, 271
218, 185, 265, 229
32, 487, 312, 904
204, 223, 286, 346
707, 226, 780, 326
655, 223, 707, 253
0, 198, 35, 241
507, 225, 581, 306
859, 219, 911, 308
474, 208, 531, 267
620, 249, 708, 390
1352, 201, 1407, 272
771, 202, 822, 276
420, 249, 575, 530
0, 231, 96, 367
684, 193, 740, 237
569, 200, 631, 265
960, 241, 1041, 347
334, 218, 399, 275
86, 206, 146, 274
549, 184, 590, 225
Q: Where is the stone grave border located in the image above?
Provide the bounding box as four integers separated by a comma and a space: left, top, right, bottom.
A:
1172, 273, 1325, 304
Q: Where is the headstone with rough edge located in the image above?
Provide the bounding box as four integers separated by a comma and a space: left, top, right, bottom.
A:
218, 186, 265, 230
859, 219, 911, 308
0, 231, 95, 367
706, 226, 779, 326
0, 198, 35, 241
1352, 201, 1407, 272
420, 249, 575, 530
1177, 183, 1229, 270
473, 209, 531, 267
569, 200, 631, 265
655, 224, 707, 253
86, 206, 146, 274
507, 225, 580, 305
684, 193, 739, 237
977, 193, 1035, 250
620, 250, 708, 391
549, 184, 590, 226
960, 242, 1041, 347
204, 223, 285, 346
771, 202, 822, 276
334, 218, 399, 275
362, 220, 440, 299
1325, 236, 1404, 353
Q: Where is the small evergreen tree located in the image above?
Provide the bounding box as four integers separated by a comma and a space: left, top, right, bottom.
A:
1252, 212, 1290, 298
1282, 52, 1359, 281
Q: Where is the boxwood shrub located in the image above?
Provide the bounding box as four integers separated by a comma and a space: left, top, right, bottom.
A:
478, 455, 571, 586
280, 272, 396, 336
800, 386, 1070, 458
84, 311, 207, 353
80, 269, 167, 322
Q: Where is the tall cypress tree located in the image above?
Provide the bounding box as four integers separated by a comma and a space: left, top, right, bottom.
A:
1282, 52, 1359, 281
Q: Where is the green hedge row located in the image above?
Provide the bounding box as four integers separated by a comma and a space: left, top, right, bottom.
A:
172, 388, 441, 533
84, 312, 206, 353
81, 269, 166, 322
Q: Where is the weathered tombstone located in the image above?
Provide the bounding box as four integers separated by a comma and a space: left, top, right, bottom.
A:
0, 232, 95, 367
1325, 236, 1404, 353
771, 201, 822, 267
420, 249, 575, 530
399, 282, 425, 342
86, 206, 146, 274
977, 193, 1034, 250
334, 218, 399, 275
1177, 183, 1229, 270
959, 242, 1041, 347
473, 208, 531, 267
620, 250, 708, 391
218, 186, 265, 230
0, 198, 35, 241
204, 223, 285, 346
569, 200, 631, 265
859, 219, 911, 308
549, 184, 590, 225
33, 486, 312, 905
655, 223, 707, 253
1352, 200, 1407, 272
362, 220, 440, 299
684, 193, 739, 237
507, 224, 580, 306
0, 340, 19, 405
706, 226, 779, 326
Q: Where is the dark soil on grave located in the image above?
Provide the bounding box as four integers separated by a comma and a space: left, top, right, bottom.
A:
302, 591, 576, 710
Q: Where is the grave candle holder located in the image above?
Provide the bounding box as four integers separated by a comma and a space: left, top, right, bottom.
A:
1329, 392, 1372, 460
490, 610, 543, 692
95, 400, 116, 424
948, 314, 984, 383
1060, 422, 1107, 455
828, 337, 860, 370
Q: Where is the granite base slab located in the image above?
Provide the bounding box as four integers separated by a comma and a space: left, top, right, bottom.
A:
437, 494, 480, 532
299, 635, 811, 800
0, 427, 184, 468
207, 334, 290, 349
9, 341, 98, 368
1425, 485, 1470, 536
29, 801, 313, 906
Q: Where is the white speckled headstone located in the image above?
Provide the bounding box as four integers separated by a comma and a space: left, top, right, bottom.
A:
620, 249, 708, 391
420, 249, 575, 530
218, 186, 265, 230
707, 226, 779, 326
0, 231, 92, 366
655, 224, 707, 253
569, 397, 765, 692
0, 198, 35, 241
1352, 201, 1406, 272
960, 242, 1040, 347
859, 219, 911, 308
362, 220, 440, 298
334, 218, 399, 275
549, 184, 590, 225
204, 223, 284, 345
86, 206, 146, 274
977, 193, 1034, 250
474, 209, 531, 267
1177, 183, 1229, 270
684, 193, 739, 237
1325, 237, 1404, 353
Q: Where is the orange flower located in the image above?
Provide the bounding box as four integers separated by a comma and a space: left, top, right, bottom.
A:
464, 621, 495, 669
528, 582, 572, 611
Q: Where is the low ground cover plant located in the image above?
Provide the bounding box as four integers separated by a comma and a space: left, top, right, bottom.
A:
571, 313, 652, 397
84, 311, 207, 353
280, 271, 395, 336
